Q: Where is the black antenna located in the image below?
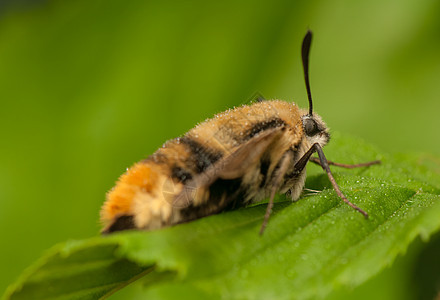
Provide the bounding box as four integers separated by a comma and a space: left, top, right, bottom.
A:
302, 30, 313, 116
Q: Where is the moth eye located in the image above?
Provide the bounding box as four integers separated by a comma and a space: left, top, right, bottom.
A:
303, 119, 320, 136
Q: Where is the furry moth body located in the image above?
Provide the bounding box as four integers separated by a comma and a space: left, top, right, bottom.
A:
100, 31, 380, 234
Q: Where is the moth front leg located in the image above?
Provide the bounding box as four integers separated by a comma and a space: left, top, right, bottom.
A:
293, 143, 369, 218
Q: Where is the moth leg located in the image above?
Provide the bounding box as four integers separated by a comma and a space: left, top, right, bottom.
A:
309, 156, 380, 168
259, 149, 294, 235
302, 188, 321, 197
304, 187, 321, 193
295, 143, 369, 218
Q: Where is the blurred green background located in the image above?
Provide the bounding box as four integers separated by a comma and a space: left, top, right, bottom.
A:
1, 0, 439, 298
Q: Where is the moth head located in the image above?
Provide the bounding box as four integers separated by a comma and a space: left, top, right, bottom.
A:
300, 30, 330, 146
301, 113, 330, 146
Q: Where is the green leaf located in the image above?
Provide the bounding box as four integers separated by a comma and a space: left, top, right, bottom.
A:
4, 133, 440, 300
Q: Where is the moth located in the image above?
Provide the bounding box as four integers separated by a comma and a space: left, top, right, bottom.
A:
100, 30, 380, 234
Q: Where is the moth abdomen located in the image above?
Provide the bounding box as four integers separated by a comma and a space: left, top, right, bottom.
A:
170, 165, 193, 183
179, 136, 224, 173
178, 177, 247, 222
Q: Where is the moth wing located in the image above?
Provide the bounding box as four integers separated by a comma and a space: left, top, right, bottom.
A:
173, 128, 284, 208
